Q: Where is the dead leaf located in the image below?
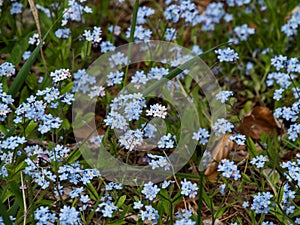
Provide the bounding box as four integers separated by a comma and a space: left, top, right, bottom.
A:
204, 134, 234, 179
237, 106, 282, 140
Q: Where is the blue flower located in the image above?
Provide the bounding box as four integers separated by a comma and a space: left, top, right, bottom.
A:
219, 183, 226, 196
50, 69, 71, 82
55, 28, 71, 39
147, 67, 169, 80
142, 181, 160, 201
234, 24, 255, 41
164, 4, 181, 23
83, 26, 102, 44
34, 206, 57, 224
250, 155, 268, 168
61, 0, 92, 26
229, 133, 246, 145
131, 70, 148, 89
165, 28, 177, 41
180, 178, 198, 198
139, 205, 159, 224
0, 62, 15, 77
212, 118, 234, 136
215, 48, 239, 63
148, 154, 171, 171
217, 159, 241, 180
216, 91, 234, 103
72, 69, 96, 94
59, 205, 81, 224
22, 51, 32, 61
281, 11, 300, 37
108, 52, 128, 68
271, 55, 287, 71
136, 6, 155, 24
157, 133, 176, 149
273, 88, 284, 101
192, 128, 210, 145
10, 2, 23, 15
262, 221, 276, 225
133, 201, 143, 209
100, 41, 116, 53
250, 192, 273, 214
106, 71, 124, 86
198, 2, 225, 31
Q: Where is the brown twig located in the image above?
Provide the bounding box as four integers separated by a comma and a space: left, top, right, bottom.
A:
28, 0, 48, 73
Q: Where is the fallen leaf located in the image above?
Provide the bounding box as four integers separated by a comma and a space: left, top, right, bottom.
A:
237, 106, 282, 140
204, 134, 233, 179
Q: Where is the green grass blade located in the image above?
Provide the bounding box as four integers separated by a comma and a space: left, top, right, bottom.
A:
8, 46, 39, 97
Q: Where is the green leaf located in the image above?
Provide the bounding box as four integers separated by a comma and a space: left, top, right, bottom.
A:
6, 34, 31, 65
25, 73, 38, 90
25, 120, 38, 137
61, 81, 74, 94
8, 46, 39, 97
0, 201, 13, 225
62, 118, 71, 130
116, 195, 126, 208
107, 220, 126, 225
86, 182, 99, 200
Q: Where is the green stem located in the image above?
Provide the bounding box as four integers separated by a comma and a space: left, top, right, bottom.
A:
197, 171, 204, 225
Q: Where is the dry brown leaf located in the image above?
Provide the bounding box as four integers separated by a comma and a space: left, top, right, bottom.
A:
204, 134, 234, 179
237, 106, 281, 140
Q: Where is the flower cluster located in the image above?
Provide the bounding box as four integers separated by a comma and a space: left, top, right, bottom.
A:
118, 129, 144, 151
216, 90, 234, 103
157, 133, 176, 149
164, 1, 201, 26
226, 0, 250, 7
229, 133, 246, 145
192, 128, 210, 145
142, 181, 160, 201
108, 52, 128, 68
215, 47, 239, 62
175, 209, 195, 225
100, 41, 116, 53
136, 6, 155, 24
0, 84, 14, 121
281, 184, 296, 215
217, 159, 241, 180
126, 25, 152, 42
55, 28, 71, 39
250, 192, 273, 214
281, 10, 300, 37
28, 33, 42, 46
146, 103, 168, 119
61, 0, 92, 26
234, 24, 255, 41
250, 155, 268, 168
148, 154, 171, 170
181, 178, 198, 198
281, 154, 300, 187
131, 67, 170, 88
212, 118, 234, 136
104, 93, 146, 130
50, 68, 71, 83
0, 62, 15, 77
14, 88, 74, 134
97, 201, 118, 218
83, 26, 102, 45
199, 2, 225, 31
139, 205, 159, 224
